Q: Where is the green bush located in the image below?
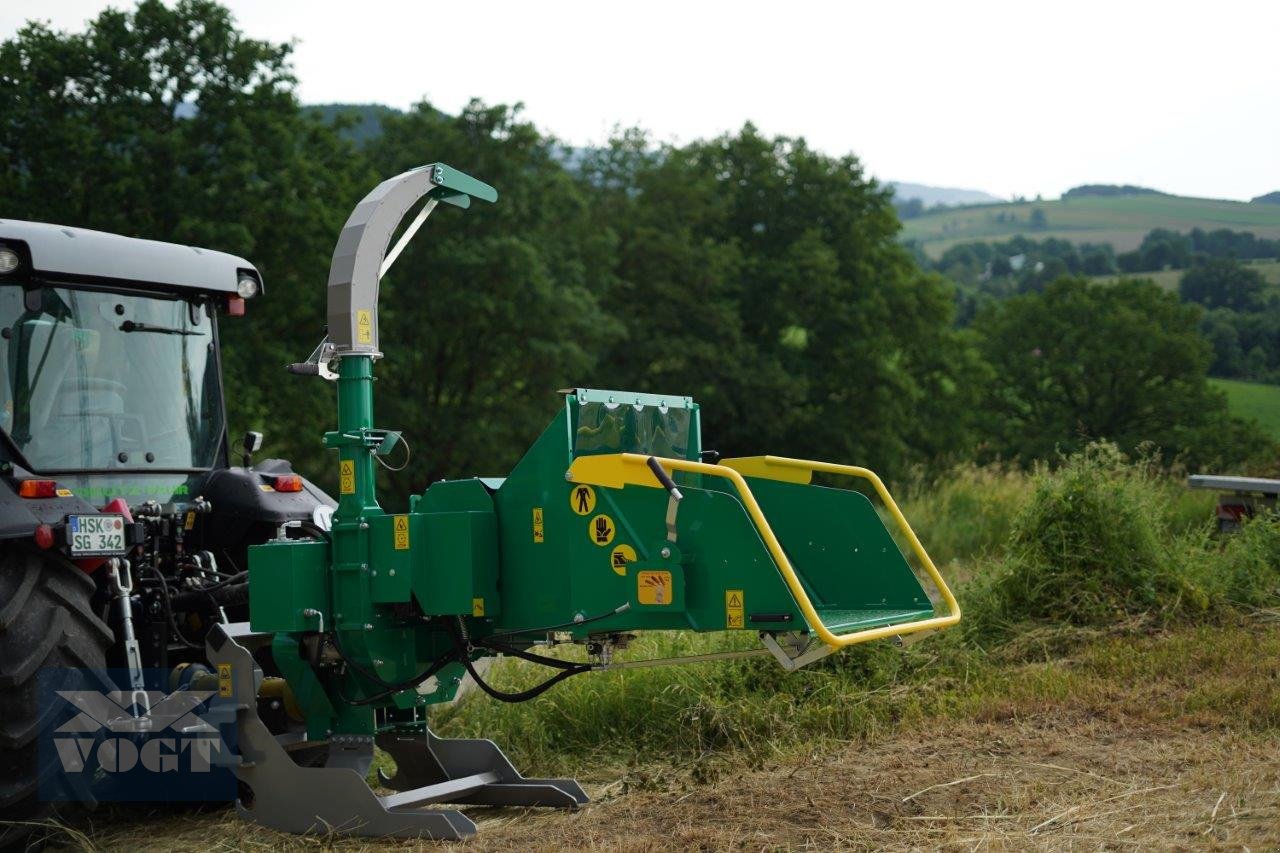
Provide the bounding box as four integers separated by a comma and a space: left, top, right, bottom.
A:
964, 444, 1208, 642
1194, 513, 1280, 608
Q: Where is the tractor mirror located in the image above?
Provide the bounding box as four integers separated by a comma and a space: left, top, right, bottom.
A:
243, 431, 264, 453
241, 430, 264, 468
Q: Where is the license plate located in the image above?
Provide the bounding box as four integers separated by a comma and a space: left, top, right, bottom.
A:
67, 514, 127, 557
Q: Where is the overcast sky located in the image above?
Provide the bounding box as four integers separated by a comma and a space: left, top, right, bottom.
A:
4, 1, 1278, 201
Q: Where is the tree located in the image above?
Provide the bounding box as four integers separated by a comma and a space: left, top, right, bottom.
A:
584, 124, 988, 477
972, 277, 1271, 467
1179, 258, 1268, 313
366, 101, 619, 493
0, 0, 368, 484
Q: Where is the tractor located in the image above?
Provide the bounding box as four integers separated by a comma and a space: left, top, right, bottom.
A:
0, 219, 333, 839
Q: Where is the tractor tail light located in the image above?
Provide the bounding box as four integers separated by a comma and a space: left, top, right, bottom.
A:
226, 296, 245, 316
34, 524, 54, 549
18, 479, 57, 498
273, 475, 304, 493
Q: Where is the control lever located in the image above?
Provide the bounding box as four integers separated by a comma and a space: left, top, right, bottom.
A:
287, 337, 338, 380
646, 456, 683, 543
645, 456, 684, 501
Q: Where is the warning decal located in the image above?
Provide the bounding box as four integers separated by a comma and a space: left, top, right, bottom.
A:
532, 507, 545, 542
217, 663, 233, 698
589, 513, 615, 546
393, 515, 410, 550
610, 543, 637, 576
570, 484, 596, 516
339, 459, 355, 494
472, 598, 486, 617
638, 570, 673, 605
725, 589, 745, 629
356, 309, 373, 344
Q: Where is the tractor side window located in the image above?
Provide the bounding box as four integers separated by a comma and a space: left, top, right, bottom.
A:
0, 285, 224, 471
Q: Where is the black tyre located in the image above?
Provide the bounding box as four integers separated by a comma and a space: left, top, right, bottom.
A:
0, 545, 112, 850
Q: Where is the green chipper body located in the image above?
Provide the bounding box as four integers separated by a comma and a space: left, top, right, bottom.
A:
209, 163, 959, 841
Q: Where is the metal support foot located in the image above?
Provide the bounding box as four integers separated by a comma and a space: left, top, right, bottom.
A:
377, 730, 589, 808
204, 624, 586, 840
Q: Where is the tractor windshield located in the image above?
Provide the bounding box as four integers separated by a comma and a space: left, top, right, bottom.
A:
0, 285, 224, 472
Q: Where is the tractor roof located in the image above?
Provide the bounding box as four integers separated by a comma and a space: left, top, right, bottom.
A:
0, 219, 261, 295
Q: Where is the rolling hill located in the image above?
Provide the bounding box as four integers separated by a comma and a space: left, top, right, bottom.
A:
902, 193, 1280, 259
888, 181, 1003, 207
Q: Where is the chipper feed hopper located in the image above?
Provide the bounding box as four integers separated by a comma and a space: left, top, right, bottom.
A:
209, 163, 960, 840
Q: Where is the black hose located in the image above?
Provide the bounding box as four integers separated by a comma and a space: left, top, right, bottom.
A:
329, 627, 461, 706
448, 618, 592, 703
141, 564, 204, 650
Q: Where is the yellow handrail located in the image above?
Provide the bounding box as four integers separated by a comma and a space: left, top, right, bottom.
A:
567, 453, 960, 649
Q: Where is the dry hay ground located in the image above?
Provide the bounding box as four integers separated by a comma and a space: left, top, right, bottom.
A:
70, 625, 1280, 850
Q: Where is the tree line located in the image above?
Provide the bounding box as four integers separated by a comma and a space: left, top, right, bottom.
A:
1, 1, 1272, 504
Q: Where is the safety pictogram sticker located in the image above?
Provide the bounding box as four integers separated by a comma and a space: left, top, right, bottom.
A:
725, 589, 744, 629
610, 543, 637, 576
356, 309, 373, 344
589, 513, 615, 546
570, 484, 596, 516
393, 515, 410, 550
638, 570, 673, 605
532, 507, 545, 543
217, 663, 233, 698
339, 459, 355, 495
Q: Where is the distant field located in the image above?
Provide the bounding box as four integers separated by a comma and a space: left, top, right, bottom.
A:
1089, 259, 1280, 292
1211, 377, 1280, 440
903, 194, 1280, 259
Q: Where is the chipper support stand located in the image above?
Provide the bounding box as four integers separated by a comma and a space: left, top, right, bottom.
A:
218, 162, 960, 839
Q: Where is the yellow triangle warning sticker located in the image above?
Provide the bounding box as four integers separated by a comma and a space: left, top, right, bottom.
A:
725, 589, 744, 629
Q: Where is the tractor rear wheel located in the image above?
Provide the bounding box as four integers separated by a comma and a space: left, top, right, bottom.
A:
0, 544, 112, 850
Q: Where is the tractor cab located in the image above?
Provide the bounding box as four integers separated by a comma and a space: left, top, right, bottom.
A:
0, 221, 331, 543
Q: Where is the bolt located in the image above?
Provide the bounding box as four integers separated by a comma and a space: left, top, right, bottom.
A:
359, 522, 369, 530
389, 569, 396, 577
371, 570, 377, 577
372, 659, 384, 667
364, 623, 374, 631
361, 562, 368, 570
660, 547, 672, 559
565, 471, 573, 481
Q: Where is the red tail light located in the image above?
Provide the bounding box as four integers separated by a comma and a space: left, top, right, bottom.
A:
34, 524, 54, 548
18, 479, 57, 498
226, 296, 245, 316
273, 475, 303, 493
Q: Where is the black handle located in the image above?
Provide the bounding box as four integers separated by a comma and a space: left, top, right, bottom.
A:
646, 456, 683, 501
286, 362, 319, 375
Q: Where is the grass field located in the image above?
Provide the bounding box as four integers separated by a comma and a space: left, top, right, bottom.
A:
1212, 377, 1280, 440
1087, 258, 1280, 292
42, 452, 1280, 851
902, 194, 1280, 259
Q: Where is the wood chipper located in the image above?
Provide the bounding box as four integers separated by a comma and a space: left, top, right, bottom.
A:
209, 163, 961, 840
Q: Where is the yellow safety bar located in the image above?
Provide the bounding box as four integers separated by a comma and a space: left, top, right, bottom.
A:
567, 453, 961, 649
